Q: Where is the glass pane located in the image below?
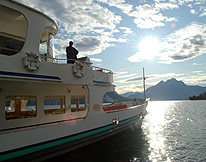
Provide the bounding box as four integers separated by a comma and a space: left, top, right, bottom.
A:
5, 96, 37, 120
39, 27, 55, 62
0, 5, 27, 55
79, 97, 85, 108
44, 96, 65, 115
71, 96, 87, 112
39, 42, 47, 54
71, 97, 77, 108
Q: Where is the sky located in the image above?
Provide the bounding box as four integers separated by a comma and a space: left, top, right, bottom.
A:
15, 0, 206, 94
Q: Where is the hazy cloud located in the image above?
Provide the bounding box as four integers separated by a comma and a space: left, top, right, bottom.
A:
126, 77, 145, 82
15, 0, 206, 66
97, 0, 133, 14
159, 23, 206, 63
115, 84, 142, 94
192, 63, 204, 66
15, 0, 122, 58
90, 58, 102, 62
129, 3, 177, 29
155, 2, 179, 10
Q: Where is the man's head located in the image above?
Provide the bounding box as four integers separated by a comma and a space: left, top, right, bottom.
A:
69, 41, 73, 46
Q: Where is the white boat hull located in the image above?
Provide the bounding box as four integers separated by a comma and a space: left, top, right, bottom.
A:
0, 1, 148, 161
0, 102, 147, 161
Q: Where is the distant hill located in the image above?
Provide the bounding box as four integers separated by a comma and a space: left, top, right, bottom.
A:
121, 92, 137, 98
124, 92, 143, 99
123, 78, 206, 101
103, 91, 128, 103
189, 92, 206, 100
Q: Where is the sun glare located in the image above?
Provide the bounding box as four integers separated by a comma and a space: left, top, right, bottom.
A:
138, 37, 161, 59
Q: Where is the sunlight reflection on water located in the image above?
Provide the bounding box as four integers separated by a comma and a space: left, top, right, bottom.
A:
46, 100, 206, 162
142, 101, 177, 161
142, 100, 206, 161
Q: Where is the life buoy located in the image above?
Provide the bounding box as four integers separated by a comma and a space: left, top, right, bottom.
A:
23, 51, 41, 72
72, 61, 85, 78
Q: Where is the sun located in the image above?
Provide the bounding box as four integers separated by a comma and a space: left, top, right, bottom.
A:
138, 37, 161, 59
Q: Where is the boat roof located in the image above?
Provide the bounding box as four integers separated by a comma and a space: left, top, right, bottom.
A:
10, 0, 58, 36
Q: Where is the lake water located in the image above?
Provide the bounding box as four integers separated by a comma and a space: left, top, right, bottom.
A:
46, 100, 206, 162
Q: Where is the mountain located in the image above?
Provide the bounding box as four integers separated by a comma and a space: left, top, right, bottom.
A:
125, 78, 206, 101
121, 92, 137, 98
125, 92, 143, 99
103, 91, 128, 103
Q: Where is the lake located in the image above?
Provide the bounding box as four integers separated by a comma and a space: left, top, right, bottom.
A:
45, 100, 206, 162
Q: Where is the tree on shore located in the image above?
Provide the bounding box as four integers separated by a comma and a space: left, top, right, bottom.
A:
189, 92, 206, 100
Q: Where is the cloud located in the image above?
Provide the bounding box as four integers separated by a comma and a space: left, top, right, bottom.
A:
15, 0, 122, 58
129, 3, 177, 29
98, 0, 133, 14
170, 53, 196, 61
127, 51, 152, 62
155, 2, 179, 10
115, 72, 184, 94
115, 71, 206, 94
180, 72, 206, 87
114, 72, 137, 83
192, 70, 203, 73
190, 9, 196, 14
90, 58, 102, 62
115, 84, 143, 94
75, 36, 101, 54
190, 34, 205, 46
14, 0, 206, 64
159, 22, 206, 63
126, 77, 144, 82
119, 27, 133, 34
192, 63, 204, 66
115, 72, 179, 85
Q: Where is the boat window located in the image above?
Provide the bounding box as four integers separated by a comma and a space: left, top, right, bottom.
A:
44, 96, 66, 115
71, 96, 87, 112
0, 5, 28, 56
5, 96, 37, 120
39, 27, 55, 62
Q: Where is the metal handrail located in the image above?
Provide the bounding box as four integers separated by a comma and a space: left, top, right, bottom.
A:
54, 58, 76, 64
92, 66, 113, 74
41, 56, 76, 64
40, 56, 113, 74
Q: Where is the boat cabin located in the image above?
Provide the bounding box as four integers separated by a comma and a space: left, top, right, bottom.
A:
0, 0, 114, 132
0, 2, 57, 61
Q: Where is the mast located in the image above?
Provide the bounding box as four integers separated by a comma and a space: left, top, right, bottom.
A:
143, 68, 146, 99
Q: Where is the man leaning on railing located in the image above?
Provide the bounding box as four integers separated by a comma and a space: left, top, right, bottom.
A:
66, 41, 78, 64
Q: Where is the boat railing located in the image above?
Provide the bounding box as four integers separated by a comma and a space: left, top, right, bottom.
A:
102, 98, 147, 112
40, 56, 83, 64
40, 56, 76, 64
40, 56, 113, 74
103, 98, 146, 107
92, 66, 113, 74
115, 98, 146, 104
40, 56, 93, 65
54, 58, 76, 64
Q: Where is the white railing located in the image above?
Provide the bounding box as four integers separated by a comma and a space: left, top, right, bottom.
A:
92, 66, 113, 74
40, 56, 113, 74
41, 56, 78, 64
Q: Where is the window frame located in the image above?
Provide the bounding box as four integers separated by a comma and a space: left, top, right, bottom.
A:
0, 5, 28, 56
44, 96, 66, 116
71, 95, 87, 112
5, 96, 37, 120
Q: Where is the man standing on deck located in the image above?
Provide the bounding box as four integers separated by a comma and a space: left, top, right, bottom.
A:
66, 41, 79, 63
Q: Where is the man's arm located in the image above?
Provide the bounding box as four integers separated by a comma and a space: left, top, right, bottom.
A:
74, 48, 79, 55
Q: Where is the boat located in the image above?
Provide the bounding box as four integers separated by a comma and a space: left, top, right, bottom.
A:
0, 0, 148, 161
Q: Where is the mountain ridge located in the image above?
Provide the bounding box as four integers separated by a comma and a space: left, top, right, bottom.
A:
121, 78, 206, 101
